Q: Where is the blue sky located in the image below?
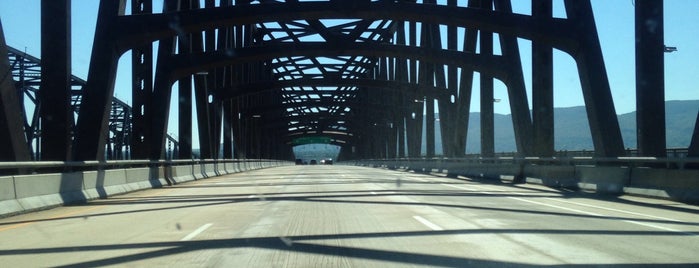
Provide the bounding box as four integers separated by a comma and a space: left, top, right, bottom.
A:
1, 0, 698, 137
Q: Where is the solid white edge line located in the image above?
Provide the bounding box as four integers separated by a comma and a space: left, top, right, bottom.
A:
413, 216, 444, 231
441, 184, 469, 190
181, 223, 213, 241
507, 196, 602, 216
471, 185, 695, 235
544, 198, 683, 222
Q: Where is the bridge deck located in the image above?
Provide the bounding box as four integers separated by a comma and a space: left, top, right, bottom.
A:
1, 166, 698, 267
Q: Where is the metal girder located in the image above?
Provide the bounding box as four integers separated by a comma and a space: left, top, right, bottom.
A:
0, 20, 31, 161
73, 0, 126, 161
219, 77, 452, 99
112, 2, 579, 54
6, 45, 136, 161
163, 42, 510, 82
689, 111, 699, 157
635, 0, 666, 157
39, 0, 72, 161
532, 0, 554, 157
564, 0, 625, 157
130, 0, 154, 159
494, 0, 533, 157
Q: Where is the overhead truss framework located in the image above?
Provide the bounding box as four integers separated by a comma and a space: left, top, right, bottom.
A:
2, 0, 691, 161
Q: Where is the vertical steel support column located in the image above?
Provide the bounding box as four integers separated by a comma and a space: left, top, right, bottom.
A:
395, 21, 408, 158
232, 99, 244, 158
421, 0, 436, 158
494, 0, 533, 157
442, 0, 459, 157
564, 0, 625, 157
148, 0, 178, 160
388, 56, 399, 159
480, 30, 495, 157
689, 111, 699, 157
406, 21, 423, 157
130, 0, 153, 159
40, 0, 72, 161
635, 0, 666, 157
221, 0, 234, 159
532, 0, 554, 157
176, 0, 196, 159
74, 0, 126, 161
381, 57, 398, 159
178, 75, 193, 159
0, 21, 31, 161
233, 22, 247, 159
455, 18, 479, 156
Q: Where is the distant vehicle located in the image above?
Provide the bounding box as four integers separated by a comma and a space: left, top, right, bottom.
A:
310, 159, 317, 165
295, 159, 303, 165
324, 159, 333, 165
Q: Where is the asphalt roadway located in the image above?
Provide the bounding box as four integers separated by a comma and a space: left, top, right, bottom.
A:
1, 165, 698, 267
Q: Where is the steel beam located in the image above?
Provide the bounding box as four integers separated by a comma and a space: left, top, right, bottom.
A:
113, 2, 580, 54
564, 0, 625, 157
130, 0, 153, 159
635, 0, 666, 157
421, 21, 436, 158
148, 0, 178, 160
495, 0, 533, 157
480, 29, 495, 157
0, 21, 31, 161
73, 0, 126, 161
689, 111, 699, 157
165, 42, 510, 83
532, 0, 554, 157
40, 0, 72, 161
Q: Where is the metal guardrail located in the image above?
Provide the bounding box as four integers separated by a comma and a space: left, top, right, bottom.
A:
0, 159, 288, 175
356, 156, 699, 170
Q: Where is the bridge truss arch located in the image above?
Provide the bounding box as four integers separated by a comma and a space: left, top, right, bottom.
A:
2, 0, 692, 161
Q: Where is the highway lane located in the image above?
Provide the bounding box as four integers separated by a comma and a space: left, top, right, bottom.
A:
0, 165, 698, 267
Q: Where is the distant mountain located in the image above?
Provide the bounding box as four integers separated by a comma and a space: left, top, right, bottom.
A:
429, 100, 698, 154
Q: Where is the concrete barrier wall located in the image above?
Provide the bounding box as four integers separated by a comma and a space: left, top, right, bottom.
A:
0, 176, 14, 200
356, 160, 699, 203
523, 165, 577, 188
625, 168, 699, 203
0, 160, 289, 218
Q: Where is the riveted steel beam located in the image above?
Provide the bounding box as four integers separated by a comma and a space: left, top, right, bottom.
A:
130, 0, 154, 160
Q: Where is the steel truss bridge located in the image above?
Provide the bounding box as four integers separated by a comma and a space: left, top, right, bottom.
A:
3, 46, 179, 161
1, 0, 698, 163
